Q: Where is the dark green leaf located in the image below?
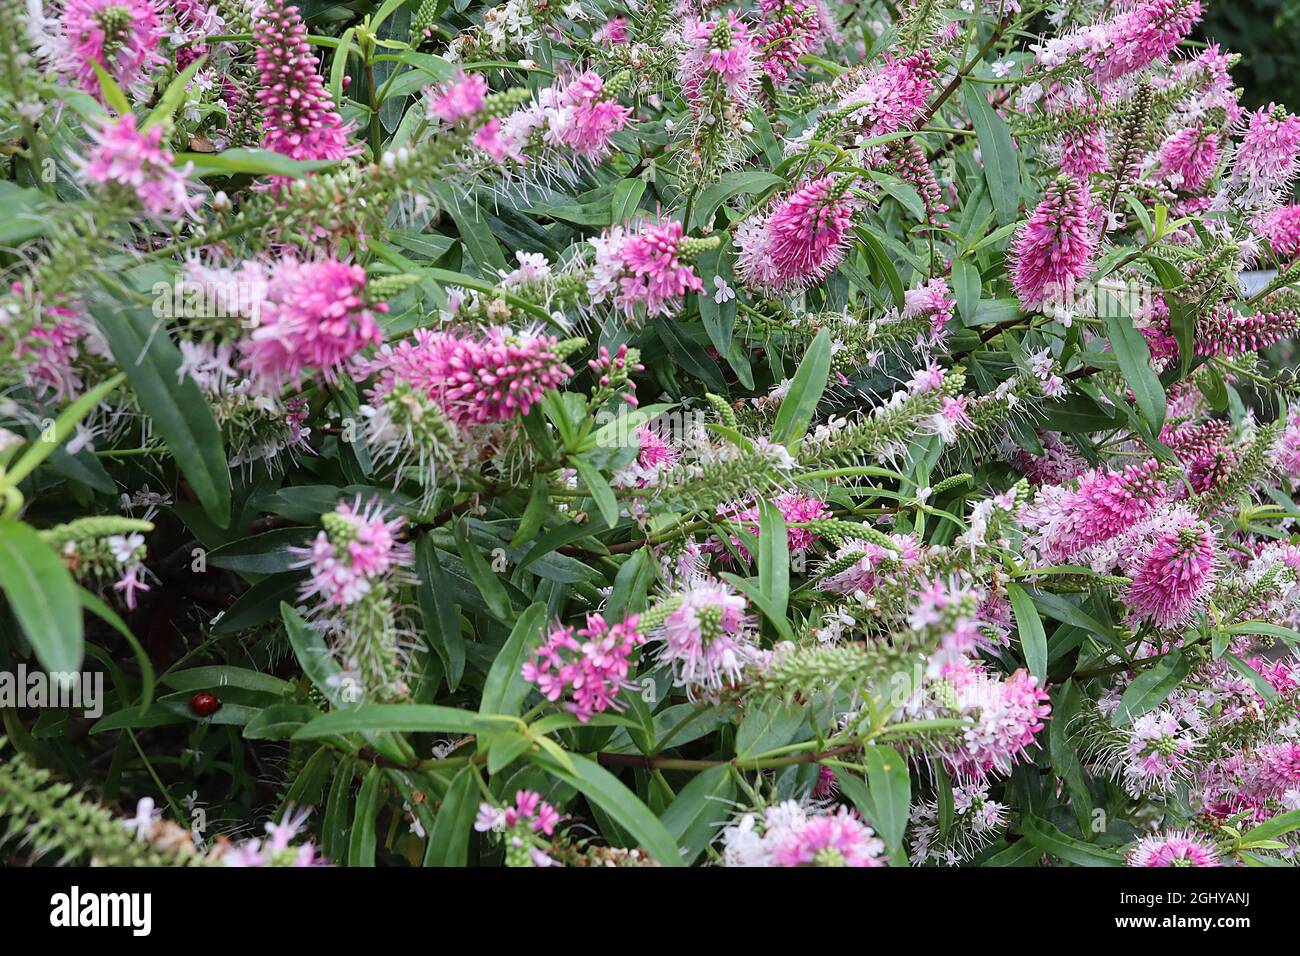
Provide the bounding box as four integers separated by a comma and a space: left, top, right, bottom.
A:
963, 84, 1021, 224
417, 535, 466, 691
1007, 582, 1047, 682
480, 602, 547, 717
0, 521, 83, 673
660, 765, 734, 864
90, 296, 231, 527
772, 329, 831, 446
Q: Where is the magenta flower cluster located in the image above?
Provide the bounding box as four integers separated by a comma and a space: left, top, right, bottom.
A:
522, 613, 646, 722
370, 325, 571, 426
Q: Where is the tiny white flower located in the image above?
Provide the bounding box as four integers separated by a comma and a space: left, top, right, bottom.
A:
1050, 303, 1077, 328
123, 797, 159, 841
712, 275, 735, 303
108, 533, 145, 565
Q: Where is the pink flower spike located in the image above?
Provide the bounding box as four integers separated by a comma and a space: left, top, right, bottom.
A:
254, 1, 358, 165
1078, 0, 1203, 87
1264, 204, 1300, 258
428, 70, 489, 124
737, 176, 856, 294
55, 0, 167, 99
241, 258, 384, 388
1152, 124, 1220, 194
78, 113, 200, 220
1231, 104, 1300, 207
1124, 507, 1217, 628
1126, 830, 1221, 867
1010, 177, 1098, 313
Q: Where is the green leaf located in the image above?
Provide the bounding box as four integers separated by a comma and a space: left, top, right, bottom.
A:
1020, 815, 1123, 866
1225, 621, 1300, 643
0, 182, 51, 245
155, 694, 264, 726
177, 148, 341, 179
1007, 582, 1047, 682
963, 83, 1021, 225
444, 198, 507, 274
78, 587, 153, 707
951, 258, 982, 326
484, 730, 534, 774
379, 50, 457, 84
660, 764, 734, 864
416, 535, 466, 692
718, 573, 794, 642
90, 60, 131, 115
1240, 809, 1300, 847
696, 242, 749, 388
862, 745, 911, 853
322, 758, 355, 862
1114, 649, 1190, 725
0, 521, 84, 673
856, 226, 906, 308
294, 704, 508, 739
243, 704, 319, 740
772, 329, 831, 447
479, 602, 547, 717
454, 519, 512, 622
935, 763, 955, 837
281, 602, 349, 708
425, 766, 479, 866
162, 666, 295, 697
1225, 653, 1280, 703
1029, 588, 1120, 645
571, 456, 619, 529
982, 840, 1043, 866
211, 574, 301, 635
611, 177, 646, 224
757, 500, 789, 622
654, 319, 727, 393
1103, 309, 1166, 434
89, 704, 185, 733
206, 527, 313, 574
1050, 680, 1094, 834
1042, 393, 1123, 433
532, 751, 685, 866
330, 28, 356, 105
90, 297, 230, 527
509, 475, 550, 549
605, 547, 654, 620
348, 765, 383, 867
734, 699, 804, 758
692, 171, 783, 230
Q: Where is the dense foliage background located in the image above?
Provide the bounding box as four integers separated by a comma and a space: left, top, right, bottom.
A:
1201, 0, 1300, 112
5, 0, 1300, 869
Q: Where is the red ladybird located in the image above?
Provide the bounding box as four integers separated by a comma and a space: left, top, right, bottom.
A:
190, 691, 221, 717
